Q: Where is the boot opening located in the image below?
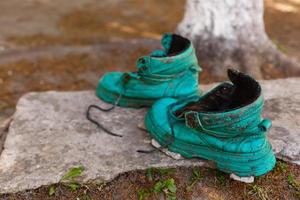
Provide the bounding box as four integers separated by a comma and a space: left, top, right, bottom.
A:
167, 34, 190, 56
175, 69, 261, 116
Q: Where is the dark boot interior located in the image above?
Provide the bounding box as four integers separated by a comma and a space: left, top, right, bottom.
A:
175, 69, 261, 116
166, 34, 191, 56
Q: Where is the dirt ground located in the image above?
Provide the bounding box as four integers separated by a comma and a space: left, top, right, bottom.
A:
0, 0, 300, 199
1, 163, 300, 200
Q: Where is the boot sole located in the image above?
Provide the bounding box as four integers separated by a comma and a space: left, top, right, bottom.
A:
145, 109, 276, 177
96, 84, 199, 108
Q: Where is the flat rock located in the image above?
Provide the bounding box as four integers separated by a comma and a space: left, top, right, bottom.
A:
0, 77, 300, 193
0, 91, 208, 193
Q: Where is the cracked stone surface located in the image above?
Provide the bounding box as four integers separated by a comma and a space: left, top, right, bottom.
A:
0, 77, 299, 193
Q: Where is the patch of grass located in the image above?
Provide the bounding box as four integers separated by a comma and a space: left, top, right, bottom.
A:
62, 165, 85, 181
137, 177, 177, 200
137, 189, 151, 200
95, 182, 107, 191
276, 160, 289, 173
216, 171, 227, 186
48, 165, 85, 196
146, 168, 154, 181
248, 184, 269, 200
156, 168, 176, 176
275, 161, 300, 198
287, 173, 300, 198
48, 185, 56, 196
186, 168, 203, 192
153, 178, 177, 200
146, 167, 175, 182
66, 182, 81, 191
61, 165, 85, 191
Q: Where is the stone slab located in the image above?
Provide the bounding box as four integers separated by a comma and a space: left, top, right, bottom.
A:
0, 77, 300, 193
0, 91, 207, 193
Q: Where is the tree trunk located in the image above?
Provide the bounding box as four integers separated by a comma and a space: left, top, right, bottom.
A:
177, 0, 300, 80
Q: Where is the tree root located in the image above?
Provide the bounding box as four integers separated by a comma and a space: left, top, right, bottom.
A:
194, 40, 300, 80
267, 50, 300, 77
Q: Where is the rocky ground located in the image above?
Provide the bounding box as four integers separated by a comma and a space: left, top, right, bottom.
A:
0, 0, 300, 199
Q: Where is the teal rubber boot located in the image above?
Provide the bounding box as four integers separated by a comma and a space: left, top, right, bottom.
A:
96, 33, 201, 108
145, 69, 276, 177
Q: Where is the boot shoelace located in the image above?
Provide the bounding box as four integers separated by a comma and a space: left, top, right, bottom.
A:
86, 96, 123, 137
86, 73, 131, 137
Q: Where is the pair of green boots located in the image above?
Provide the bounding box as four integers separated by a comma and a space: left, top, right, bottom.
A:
91, 33, 275, 177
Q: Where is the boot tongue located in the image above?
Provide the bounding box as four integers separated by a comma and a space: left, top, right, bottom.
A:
150, 33, 191, 57
150, 33, 173, 57
227, 69, 260, 96
227, 69, 257, 88
226, 69, 261, 109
